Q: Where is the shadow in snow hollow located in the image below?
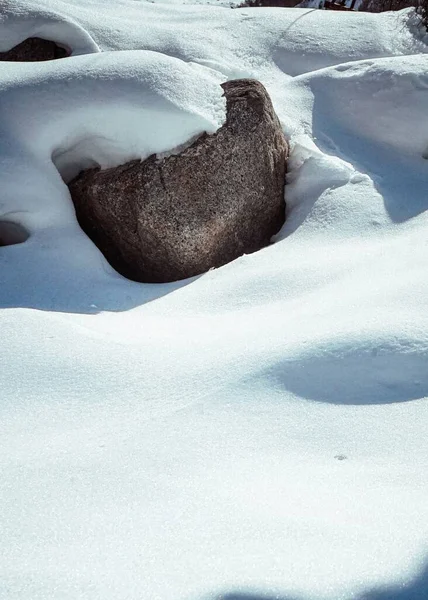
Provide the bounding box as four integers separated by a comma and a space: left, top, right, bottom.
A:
215, 560, 428, 600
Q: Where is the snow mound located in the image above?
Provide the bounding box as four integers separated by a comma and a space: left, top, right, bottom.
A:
0, 3, 99, 55
281, 54, 428, 229
300, 55, 428, 159
0, 50, 224, 181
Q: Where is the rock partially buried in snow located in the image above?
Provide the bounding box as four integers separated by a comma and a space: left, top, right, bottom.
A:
68, 79, 288, 283
0, 221, 29, 246
0, 38, 69, 62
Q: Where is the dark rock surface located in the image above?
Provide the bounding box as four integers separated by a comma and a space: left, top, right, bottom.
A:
0, 37, 69, 61
0, 221, 29, 246
68, 79, 288, 283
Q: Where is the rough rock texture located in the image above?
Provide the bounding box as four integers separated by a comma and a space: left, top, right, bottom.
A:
69, 79, 288, 283
0, 38, 69, 62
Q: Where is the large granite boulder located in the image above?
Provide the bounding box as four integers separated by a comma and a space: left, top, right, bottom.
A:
68, 79, 288, 283
0, 37, 69, 61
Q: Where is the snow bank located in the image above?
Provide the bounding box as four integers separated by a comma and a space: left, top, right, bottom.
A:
300, 55, 428, 159
281, 53, 428, 229
0, 50, 224, 176
0, 49, 225, 236
1, 2, 428, 600
0, 3, 99, 55
2, 1, 426, 73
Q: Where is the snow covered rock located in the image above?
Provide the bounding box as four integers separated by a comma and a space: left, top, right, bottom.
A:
0, 37, 69, 61
68, 79, 287, 283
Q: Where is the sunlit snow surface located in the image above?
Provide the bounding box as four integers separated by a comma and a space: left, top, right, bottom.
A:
1, 2, 428, 599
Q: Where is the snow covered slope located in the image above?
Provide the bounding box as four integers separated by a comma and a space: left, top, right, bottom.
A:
0, 2, 428, 600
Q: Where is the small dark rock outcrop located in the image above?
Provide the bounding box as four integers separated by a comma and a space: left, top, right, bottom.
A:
0, 37, 69, 62
0, 221, 29, 246
68, 79, 288, 283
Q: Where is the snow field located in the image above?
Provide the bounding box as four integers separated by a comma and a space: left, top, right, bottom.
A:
0, 1, 428, 599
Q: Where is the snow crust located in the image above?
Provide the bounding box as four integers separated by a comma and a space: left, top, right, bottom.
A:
0, 2, 428, 600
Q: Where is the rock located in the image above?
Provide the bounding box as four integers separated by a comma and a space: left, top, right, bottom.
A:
68, 79, 288, 283
0, 37, 69, 62
0, 221, 29, 246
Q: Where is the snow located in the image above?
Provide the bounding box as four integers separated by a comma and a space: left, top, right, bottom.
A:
0, 3, 100, 55
1, 2, 428, 600
0, 52, 225, 183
